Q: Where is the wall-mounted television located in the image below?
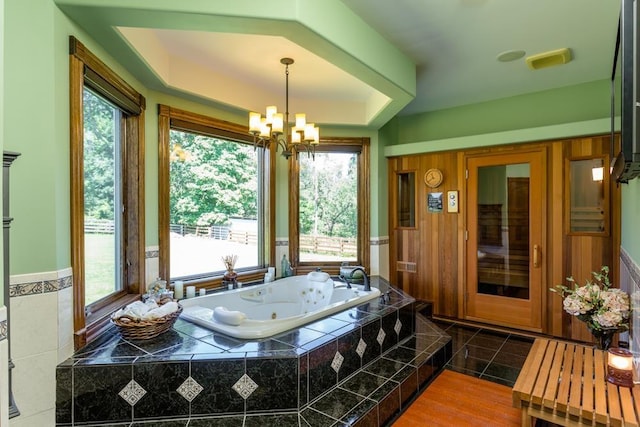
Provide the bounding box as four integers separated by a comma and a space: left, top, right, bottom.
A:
611, 0, 640, 183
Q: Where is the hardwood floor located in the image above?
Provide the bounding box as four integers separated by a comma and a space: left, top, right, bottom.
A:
392, 369, 521, 427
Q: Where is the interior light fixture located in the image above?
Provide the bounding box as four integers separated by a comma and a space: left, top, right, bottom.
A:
525, 48, 572, 70
606, 347, 634, 387
591, 158, 604, 182
248, 58, 319, 159
496, 50, 526, 62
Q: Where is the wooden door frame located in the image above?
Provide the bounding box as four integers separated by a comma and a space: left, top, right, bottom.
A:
463, 147, 547, 332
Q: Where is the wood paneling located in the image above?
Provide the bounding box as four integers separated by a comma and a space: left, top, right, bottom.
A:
388, 152, 460, 317
388, 135, 620, 341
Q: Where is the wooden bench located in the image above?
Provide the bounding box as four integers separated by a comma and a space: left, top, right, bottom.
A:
512, 338, 640, 427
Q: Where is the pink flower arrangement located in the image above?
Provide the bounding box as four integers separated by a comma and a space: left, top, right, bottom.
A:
550, 266, 630, 332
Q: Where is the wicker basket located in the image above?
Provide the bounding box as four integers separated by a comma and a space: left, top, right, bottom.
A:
111, 300, 183, 340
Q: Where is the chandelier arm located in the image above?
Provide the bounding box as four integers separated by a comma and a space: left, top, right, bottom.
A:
248, 57, 317, 161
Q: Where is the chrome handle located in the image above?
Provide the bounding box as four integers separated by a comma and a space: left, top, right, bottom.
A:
533, 244, 540, 268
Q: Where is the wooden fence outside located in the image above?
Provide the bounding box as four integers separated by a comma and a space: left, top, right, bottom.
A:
86, 218, 355, 256
299, 235, 357, 257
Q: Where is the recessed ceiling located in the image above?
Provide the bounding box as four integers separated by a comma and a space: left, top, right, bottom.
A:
117, 27, 386, 126
55, 0, 621, 128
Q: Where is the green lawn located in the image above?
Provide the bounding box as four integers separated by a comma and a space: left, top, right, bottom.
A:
85, 233, 117, 305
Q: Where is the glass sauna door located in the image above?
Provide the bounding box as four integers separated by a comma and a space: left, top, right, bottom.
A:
465, 150, 544, 332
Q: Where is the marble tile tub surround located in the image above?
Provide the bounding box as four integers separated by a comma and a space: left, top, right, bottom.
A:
55, 279, 452, 426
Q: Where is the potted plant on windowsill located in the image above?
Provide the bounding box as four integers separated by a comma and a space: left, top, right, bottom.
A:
222, 254, 238, 287
550, 266, 630, 350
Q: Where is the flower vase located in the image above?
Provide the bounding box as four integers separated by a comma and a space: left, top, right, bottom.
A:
590, 327, 617, 351
224, 270, 237, 287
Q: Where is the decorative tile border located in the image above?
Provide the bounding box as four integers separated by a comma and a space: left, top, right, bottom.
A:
9, 270, 73, 298
0, 319, 7, 342
275, 239, 289, 247
145, 249, 159, 259
370, 236, 389, 246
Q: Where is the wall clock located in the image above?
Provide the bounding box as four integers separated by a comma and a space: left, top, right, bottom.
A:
424, 168, 443, 188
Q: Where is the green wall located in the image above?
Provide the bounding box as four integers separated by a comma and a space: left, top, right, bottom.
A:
392, 80, 610, 145
3, 0, 639, 280
3, 0, 386, 276
621, 181, 640, 259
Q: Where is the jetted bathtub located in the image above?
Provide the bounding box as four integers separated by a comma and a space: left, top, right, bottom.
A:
178, 273, 381, 339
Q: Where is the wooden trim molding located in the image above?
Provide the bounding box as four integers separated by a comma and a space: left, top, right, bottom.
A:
69, 36, 145, 111
70, 37, 145, 349
157, 104, 274, 284
289, 137, 370, 276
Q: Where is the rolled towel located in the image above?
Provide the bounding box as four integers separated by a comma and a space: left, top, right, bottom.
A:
142, 301, 179, 320
113, 300, 158, 319
213, 306, 246, 326
307, 271, 330, 282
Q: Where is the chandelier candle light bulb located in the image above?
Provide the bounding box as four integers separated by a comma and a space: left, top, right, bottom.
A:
248, 57, 320, 159
249, 112, 261, 133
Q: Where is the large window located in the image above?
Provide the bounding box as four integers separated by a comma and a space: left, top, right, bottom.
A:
290, 138, 370, 274
83, 88, 123, 305
70, 37, 146, 348
158, 106, 274, 285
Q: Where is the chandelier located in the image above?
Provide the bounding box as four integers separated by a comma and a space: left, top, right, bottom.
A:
248, 58, 319, 159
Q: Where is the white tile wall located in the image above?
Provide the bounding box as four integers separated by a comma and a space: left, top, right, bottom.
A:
11, 350, 57, 425
8, 268, 69, 426
8, 408, 54, 427
10, 293, 58, 360
145, 245, 160, 288
57, 286, 74, 363
275, 239, 289, 278
370, 237, 389, 280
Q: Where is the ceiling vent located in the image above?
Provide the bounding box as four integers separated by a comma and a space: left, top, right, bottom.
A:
525, 48, 572, 70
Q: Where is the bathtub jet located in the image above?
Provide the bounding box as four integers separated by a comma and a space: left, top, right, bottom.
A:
178, 272, 381, 339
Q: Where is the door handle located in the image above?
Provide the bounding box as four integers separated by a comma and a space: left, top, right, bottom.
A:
533, 244, 540, 268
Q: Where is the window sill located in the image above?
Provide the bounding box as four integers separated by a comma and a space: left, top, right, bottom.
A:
75, 293, 141, 349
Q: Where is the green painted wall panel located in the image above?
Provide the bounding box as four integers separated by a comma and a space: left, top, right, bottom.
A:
393, 80, 610, 144
4, 0, 637, 280
621, 181, 640, 260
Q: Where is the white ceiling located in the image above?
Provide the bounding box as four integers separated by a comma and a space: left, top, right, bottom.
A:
342, 0, 621, 115
61, 0, 622, 127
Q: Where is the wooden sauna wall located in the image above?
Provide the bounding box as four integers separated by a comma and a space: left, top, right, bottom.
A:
388, 151, 462, 318
388, 135, 620, 340
556, 135, 621, 342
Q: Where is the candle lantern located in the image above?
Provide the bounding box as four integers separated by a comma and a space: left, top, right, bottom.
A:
606, 347, 634, 388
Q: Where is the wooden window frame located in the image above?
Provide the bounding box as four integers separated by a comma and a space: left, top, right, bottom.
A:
393, 170, 418, 230
289, 137, 370, 276
69, 36, 146, 349
157, 105, 275, 287
564, 154, 611, 236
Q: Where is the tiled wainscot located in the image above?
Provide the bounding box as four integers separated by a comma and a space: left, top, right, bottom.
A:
55, 278, 451, 426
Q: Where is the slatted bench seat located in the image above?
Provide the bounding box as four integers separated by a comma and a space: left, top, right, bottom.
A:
512, 338, 640, 427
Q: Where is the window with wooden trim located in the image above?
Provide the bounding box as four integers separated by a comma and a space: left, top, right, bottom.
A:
566, 155, 610, 235
69, 36, 146, 349
157, 106, 274, 286
289, 137, 370, 275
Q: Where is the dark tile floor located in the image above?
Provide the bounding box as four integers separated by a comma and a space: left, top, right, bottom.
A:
431, 319, 535, 387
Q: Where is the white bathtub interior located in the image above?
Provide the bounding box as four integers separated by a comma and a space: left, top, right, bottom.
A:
178, 275, 381, 339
